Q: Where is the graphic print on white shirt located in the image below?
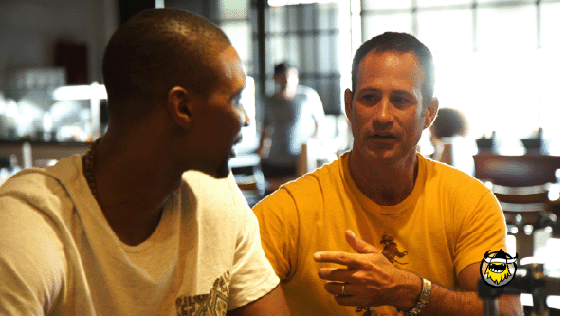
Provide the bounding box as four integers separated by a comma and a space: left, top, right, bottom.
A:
176, 271, 230, 316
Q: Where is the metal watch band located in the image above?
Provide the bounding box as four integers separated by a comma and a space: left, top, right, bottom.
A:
404, 277, 432, 316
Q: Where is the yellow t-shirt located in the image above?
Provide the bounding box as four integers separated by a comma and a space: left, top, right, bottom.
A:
253, 152, 506, 316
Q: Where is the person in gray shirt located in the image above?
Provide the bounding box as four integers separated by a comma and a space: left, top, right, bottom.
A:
257, 63, 325, 177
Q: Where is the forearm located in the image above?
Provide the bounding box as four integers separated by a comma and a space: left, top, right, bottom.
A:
312, 121, 319, 139
417, 283, 522, 316
227, 285, 290, 316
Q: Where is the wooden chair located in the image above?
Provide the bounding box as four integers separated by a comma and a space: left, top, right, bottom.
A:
473, 154, 560, 257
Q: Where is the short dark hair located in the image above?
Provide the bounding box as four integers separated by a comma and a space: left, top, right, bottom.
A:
274, 62, 297, 76
351, 32, 435, 104
102, 8, 231, 119
431, 108, 469, 138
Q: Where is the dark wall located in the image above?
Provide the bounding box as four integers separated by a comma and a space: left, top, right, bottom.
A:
119, 0, 156, 25
0, 0, 117, 87
165, 0, 219, 23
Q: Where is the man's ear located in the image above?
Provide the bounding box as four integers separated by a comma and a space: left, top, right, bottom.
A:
344, 88, 354, 122
424, 97, 439, 129
167, 86, 194, 129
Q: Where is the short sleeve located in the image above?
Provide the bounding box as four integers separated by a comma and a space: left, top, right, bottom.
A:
453, 188, 507, 276
0, 196, 66, 315
223, 174, 280, 310
227, 208, 280, 310
252, 189, 300, 283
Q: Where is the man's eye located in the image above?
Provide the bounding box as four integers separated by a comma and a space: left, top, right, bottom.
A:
232, 94, 243, 107
361, 95, 377, 102
391, 96, 410, 104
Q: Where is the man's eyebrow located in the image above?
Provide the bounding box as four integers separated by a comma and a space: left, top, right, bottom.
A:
356, 87, 381, 95
356, 88, 414, 97
391, 90, 415, 98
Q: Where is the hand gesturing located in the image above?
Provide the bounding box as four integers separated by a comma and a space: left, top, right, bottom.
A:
313, 230, 421, 310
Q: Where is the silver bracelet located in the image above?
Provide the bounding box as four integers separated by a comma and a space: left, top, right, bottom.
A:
403, 277, 431, 316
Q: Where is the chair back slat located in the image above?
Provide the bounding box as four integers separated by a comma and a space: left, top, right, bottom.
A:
473, 155, 560, 187
494, 192, 549, 204
473, 154, 560, 251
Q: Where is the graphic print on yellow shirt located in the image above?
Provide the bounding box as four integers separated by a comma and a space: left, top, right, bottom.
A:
380, 233, 408, 265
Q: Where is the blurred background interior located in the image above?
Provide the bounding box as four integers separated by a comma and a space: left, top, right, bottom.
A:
0, 0, 561, 313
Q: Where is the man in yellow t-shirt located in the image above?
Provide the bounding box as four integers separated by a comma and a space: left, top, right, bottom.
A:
253, 32, 522, 316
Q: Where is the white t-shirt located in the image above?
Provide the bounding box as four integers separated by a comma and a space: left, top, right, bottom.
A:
0, 155, 279, 315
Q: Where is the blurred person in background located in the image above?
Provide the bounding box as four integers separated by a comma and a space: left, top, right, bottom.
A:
256, 62, 325, 178
429, 107, 476, 175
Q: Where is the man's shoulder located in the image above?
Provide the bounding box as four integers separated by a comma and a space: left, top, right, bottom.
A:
268, 157, 343, 203
297, 85, 319, 96
0, 157, 83, 316
180, 170, 250, 219
295, 157, 338, 183
422, 154, 479, 182
0, 155, 86, 225
1, 155, 81, 194
420, 154, 490, 197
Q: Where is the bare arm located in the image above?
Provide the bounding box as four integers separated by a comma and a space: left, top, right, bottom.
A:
227, 285, 290, 316
314, 231, 523, 316
417, 262, 522, 316
312, 120, 320, 139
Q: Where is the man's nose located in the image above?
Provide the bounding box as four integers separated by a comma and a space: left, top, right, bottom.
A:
374, 99, 393, 123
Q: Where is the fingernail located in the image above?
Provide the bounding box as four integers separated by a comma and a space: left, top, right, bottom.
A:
347, 230, 356, 237
313, 252, 321, 260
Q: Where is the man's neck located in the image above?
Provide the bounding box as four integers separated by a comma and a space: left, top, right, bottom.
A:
348, 150, 419, 206
91, 134, 183, 246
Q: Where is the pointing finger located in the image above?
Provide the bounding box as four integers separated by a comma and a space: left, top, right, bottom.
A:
313, 251, 365, 269
345, 230, 378, 254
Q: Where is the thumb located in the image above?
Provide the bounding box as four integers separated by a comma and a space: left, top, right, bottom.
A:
345, 230, 378, 254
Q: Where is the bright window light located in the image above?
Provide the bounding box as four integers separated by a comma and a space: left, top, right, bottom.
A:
268, 0, 339, 6
52, 82, 107, 101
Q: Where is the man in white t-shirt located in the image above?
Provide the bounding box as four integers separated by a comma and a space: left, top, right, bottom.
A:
0, 9, 289, 316
257, 63, 326, 177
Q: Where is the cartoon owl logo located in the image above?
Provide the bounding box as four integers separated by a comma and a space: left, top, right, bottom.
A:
480, 249, 518, 288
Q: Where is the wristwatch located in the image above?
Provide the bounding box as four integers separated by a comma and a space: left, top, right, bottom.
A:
403, 277, 431, 316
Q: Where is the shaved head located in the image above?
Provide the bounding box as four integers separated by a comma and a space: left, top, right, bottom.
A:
102, 8, 232, 120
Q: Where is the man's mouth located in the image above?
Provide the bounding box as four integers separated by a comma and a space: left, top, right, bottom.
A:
371, 134, 395, 139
